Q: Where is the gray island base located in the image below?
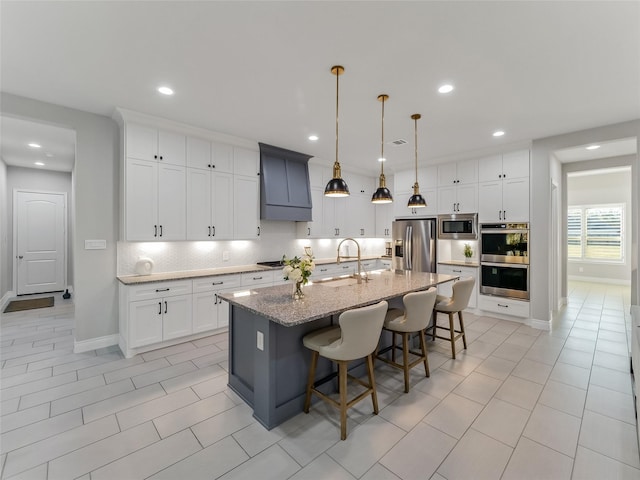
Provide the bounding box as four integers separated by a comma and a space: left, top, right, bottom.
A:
218, 270, 458, 430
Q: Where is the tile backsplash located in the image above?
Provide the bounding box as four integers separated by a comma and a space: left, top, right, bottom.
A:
117, 221, 386, 276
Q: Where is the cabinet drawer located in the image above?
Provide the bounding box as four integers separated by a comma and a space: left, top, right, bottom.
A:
477, 294, 530, 318
128, 280, 192, 301
241, 270, 275, 286
193, 274, 241, 293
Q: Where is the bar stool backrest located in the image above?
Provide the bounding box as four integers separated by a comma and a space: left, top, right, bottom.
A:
402, 288, 437, 331
320, 301, 388, 361
438, 276, 475, 312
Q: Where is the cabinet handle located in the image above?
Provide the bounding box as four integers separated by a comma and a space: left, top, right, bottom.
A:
214, 293, 219, 305
212, 226, 215, 237
154, 225, 158, 237
208, 226, 211, 237
499, 210, 502, 220
497, 304, 509, 308
253, 276, 263, 280
320, 268, 328, 272
307, 227, 311, 236
453, 269, 462, 273
159, 155, 163, 160
154, 155, 158, 160
360, 228, 364, 236
155, 288, 170, 292
257, 226, 261, 236
212, 281, 224, 285
499, 174, 502, 179
207, 164, 211, 168
158, 302, 162, 315
159, 225, 163, 237
503, 173, 506, 178
164, 301, 167, 314
503, 210, 506, 220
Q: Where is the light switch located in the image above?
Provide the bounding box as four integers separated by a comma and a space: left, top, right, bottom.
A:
84, 240, 107, 250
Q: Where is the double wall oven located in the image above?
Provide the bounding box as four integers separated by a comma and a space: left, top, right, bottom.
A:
480, 222, 529, 300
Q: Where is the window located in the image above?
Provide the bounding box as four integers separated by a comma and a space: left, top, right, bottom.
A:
567, 204, 624, 262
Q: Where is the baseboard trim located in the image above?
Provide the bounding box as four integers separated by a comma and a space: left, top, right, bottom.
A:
528, 317, 551, 331
74, 334, 119, 354
0, 290, 16, 311
568, 275, 631, 286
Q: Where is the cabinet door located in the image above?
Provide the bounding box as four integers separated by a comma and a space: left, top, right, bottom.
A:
349, 195, 373, 237
192, 291, 217, 333
478, 181, 503, 223
477, 154, 503, 183
322, 196, 338, 236
126, 158, 158, 241
437, 163, 457, 187
233, 175, 260, 239
297, 187, 325, 238
333, 197, 348, 237
158, 164, 186, 240
503, 178, 529, 222
437, 266, 454, 298
456, 184, 477, 214
456, 159, 478, 185
186, 168, 212, 240
502, 150, 530, 179
212, 171, 234, 239
212, 143, 234, 173
422, 166, 439, 190
186, 137, 211, 170
233, 147, 259, 177
216, 286, 238, 329
437, 186, 457, 214
394, 169, 416, 194
129, 299, 163, 347
375, 203, 393, 237
157, 130, 186, 166
126, 124, 158, 162
308, 164, 327, 189
162, 295, 192, 340
422, 188, 438, 216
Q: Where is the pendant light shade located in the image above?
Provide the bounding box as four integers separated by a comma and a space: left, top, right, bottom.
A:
407, 113, 426, 208
325, 65, 350, 197
372, 94, 393, 204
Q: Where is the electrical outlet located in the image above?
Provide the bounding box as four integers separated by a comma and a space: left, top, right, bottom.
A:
256, 331, 264, 351
223, 251, 230, 262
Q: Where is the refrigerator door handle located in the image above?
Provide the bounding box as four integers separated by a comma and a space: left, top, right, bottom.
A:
405, 225, 413, 270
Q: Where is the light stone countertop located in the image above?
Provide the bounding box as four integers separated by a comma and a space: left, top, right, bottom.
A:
438, 260, 480, 268
116, 256, 384, 285
218, 270, 459, 327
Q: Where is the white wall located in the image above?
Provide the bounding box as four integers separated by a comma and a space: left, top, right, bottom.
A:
6, 166, 74, 289
566, 167, 632, 283
1, 93, 119, 343
532, 120, 640, 325
0, 157, 9, 302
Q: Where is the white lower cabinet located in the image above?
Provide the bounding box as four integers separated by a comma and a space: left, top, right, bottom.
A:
477, 294, 530, 318
437, 264, 478, 309
192, 274, 242, 333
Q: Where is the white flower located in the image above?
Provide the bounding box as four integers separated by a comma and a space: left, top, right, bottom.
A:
289, 268, 303, 282
282, 265, 293, 278
307, 261, 316, 271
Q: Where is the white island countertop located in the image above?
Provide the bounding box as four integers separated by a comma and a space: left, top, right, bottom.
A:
218, 270, 458, 327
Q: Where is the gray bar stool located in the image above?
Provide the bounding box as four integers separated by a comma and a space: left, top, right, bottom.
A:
428, 277, 475, 359
302, 301, 388, 440
376, 288, 437, 393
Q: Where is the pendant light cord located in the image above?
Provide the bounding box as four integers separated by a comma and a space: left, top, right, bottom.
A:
335, 67, 340, 167
414, 116, 419, 185
380, 96, 385, 175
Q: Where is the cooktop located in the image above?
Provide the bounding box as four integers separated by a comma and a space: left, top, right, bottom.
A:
256, 260, 284, 268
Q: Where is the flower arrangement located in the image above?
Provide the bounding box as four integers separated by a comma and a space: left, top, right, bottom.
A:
463, 243, 473, 260
282, 250, 315, 298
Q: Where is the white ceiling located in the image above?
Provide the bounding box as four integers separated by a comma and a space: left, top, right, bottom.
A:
1, 1, 638, 175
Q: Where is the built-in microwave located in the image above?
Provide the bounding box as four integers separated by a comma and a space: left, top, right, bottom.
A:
437, 213, 478, 240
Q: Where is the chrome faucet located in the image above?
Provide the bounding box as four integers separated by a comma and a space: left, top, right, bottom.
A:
336, 238, 369, 284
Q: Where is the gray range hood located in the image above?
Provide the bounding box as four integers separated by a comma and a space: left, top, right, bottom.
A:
259, 143, 313, 221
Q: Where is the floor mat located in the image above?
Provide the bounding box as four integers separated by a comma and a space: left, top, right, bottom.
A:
3, 296, 55, 313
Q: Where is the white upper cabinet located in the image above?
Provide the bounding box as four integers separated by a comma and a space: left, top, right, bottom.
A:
233, 147, 260, 177
186, 137, 211, 170
212, 143, 234, 173
126, 123, 186, 166
395, 166, 437, 193
437, 159, 478, 186
234, 175, 260, 239
186, 168, 234, 241
437, 183, 478, 214
157, 164, 187, 240
478, 150, 529, 182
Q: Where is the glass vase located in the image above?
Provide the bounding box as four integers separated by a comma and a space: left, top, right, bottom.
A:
293, 281, 304, 300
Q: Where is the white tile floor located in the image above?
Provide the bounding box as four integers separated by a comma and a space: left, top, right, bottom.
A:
1, 282, 639, 479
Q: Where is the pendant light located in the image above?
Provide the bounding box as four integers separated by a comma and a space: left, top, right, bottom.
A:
407, 113, 426, 208
324, 65, 350, 197
371, 94, 393, 204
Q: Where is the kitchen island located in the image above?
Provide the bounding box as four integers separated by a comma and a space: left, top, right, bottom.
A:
219, 270, 458, 429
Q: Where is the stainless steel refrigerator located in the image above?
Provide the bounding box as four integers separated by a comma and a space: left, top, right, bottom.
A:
391, 218, 437, 273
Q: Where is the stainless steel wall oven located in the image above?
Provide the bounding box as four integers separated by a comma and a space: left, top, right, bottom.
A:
480, 223, 529, 300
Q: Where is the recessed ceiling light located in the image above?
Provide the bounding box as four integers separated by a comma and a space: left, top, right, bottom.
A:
492, 130, 505, 137
378, 157, 386, 162
586, 145, 600, 150
45, 153, 54, 157
438, 84, 454, 94
28, 143, 41, 148
308, 135, 318, 141
34, 161, 45, 166
157, 86, 174, 95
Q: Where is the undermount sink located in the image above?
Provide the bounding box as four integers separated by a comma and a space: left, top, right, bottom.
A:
315, 276, 365, 287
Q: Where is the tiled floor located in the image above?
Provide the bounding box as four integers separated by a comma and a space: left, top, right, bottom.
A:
1, 282, 639, 479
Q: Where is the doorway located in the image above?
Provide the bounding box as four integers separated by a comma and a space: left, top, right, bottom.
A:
14, 189, 67, 295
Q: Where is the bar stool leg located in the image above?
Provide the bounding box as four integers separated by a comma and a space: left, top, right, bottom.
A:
419, 329, 430, 377
459, 311, 468, 350
304, 351, 318, 413
402, 333, 410, 393
431, 311, 437, 341
339, 361, 348, 440
391, 332, 397, 362
448, 312, 456, 359
366, 354, 379, 414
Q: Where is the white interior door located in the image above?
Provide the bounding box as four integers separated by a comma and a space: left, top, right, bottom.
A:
15, 190, 66, 295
